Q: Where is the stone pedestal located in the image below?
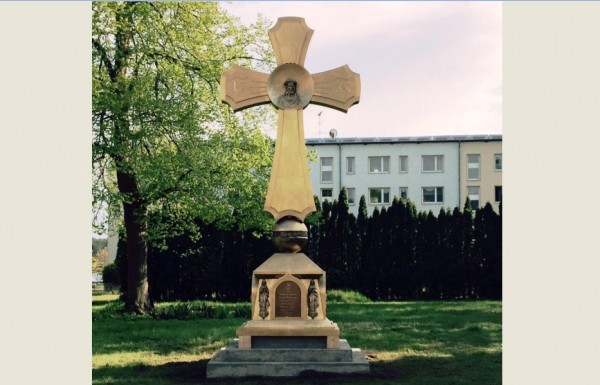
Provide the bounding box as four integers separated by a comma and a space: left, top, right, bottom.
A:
237, 319, 340, 349
207, 339, 369, 378
206, 252, 370, 378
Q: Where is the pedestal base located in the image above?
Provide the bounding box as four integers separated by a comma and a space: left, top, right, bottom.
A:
206, 339, 369, 378
237, 319, 340, 349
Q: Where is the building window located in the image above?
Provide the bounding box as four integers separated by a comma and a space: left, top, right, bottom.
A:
495, 186, 502, 202
346, 157, 355, 174
495, 154, 502, 171
422, 155, 444, 172
399, 155, 408, 173
422, 187, 444, 203
321, 188, 333, 200
347, 188, 356, 205
368, 156, 390, 173
399, 187, 408, 201
369, 188, 390, 204
346, 156, 354, 174
467, 154, 480, 180
467, 186, 480, 210
320, 157, 333, 183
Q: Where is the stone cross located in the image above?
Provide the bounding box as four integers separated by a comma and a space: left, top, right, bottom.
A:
220, 17, 360, 223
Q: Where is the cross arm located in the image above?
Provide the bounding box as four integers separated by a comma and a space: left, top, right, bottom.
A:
220, 65, 270, 112
268, 17, 313, 66
311, 65, 361, 113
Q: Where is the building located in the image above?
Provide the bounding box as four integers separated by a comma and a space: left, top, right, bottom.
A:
459, 139, 502, 214
306, 135, 502, 216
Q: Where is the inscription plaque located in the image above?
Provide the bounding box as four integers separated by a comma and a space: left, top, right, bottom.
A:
275, 281, 301, 317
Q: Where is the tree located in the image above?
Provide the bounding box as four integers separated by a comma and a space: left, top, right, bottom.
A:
331, 188, 352, 287
363, 207, 382, 298
315, 200, 336, 272
446, 207, 467, 298
355, 195, 369, 295
92, 237, 108, 256
92, 237, 109, 273
92, 2, 275, 313
415, 211, 438, 299
436, 207, 455, 299
92, 248, 109, 274
305, 196, 322, 262
461, 198, 476, 298
473, 202, 502, 299
395, 199, 418, 299
377, 204, 394, 299
345, 212, 360, 289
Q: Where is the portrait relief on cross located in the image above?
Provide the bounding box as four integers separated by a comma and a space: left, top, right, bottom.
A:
219, 17, 361, 223
277, 80, 301, 109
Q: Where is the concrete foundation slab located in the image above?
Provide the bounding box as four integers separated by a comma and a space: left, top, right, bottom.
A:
206, 338, 369, 378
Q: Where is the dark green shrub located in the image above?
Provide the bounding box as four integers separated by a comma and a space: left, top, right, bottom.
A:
92, 300, 137, 321
231, 304, 252, 318
102, 263, 120, 290
198, 302, 216, 319
327, 289, 372, 303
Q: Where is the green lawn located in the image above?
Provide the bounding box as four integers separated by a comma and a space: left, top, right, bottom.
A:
93, 295, 501, 384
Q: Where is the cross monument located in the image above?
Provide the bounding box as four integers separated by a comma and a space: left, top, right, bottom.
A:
208, 17, 369, 378
220, 17, 361, 223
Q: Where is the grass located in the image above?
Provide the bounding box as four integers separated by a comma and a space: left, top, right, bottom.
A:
93, 293, 501, 385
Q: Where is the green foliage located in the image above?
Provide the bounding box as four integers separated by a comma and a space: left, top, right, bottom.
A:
153, 302, 212, 320
93, 297, 251, 322
101, 263, 120, 287
472, 202, 502, 299
92, 237, 108, 255
93, 2, 276, 236
145, 218, 273, 302
110, 194, 501, 303
92, 238, 109, 273
153, 301, 251, 320
92, 2, 277, 311
112, 234, 128, 294
92, 300, 131, 321
327, 289, 371, 303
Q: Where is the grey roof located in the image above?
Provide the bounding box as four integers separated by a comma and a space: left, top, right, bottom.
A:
305, 134, 502, 145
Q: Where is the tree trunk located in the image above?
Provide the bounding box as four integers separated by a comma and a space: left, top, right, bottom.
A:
110, 3, 153, 314
118, 169, 154, 314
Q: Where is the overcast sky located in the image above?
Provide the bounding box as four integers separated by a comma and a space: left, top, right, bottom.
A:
220, 1, 502, 139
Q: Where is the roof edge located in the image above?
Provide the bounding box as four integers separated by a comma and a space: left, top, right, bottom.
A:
305, 134, 502, 145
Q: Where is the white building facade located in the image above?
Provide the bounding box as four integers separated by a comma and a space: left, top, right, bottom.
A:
306, 135, 502, 216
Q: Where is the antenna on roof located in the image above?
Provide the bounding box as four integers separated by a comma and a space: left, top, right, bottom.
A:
318, 111, 323, 137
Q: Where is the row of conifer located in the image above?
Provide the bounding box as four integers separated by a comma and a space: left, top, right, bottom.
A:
110, 189, 501, 301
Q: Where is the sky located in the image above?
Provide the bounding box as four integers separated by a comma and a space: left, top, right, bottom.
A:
220, 1, 502, 139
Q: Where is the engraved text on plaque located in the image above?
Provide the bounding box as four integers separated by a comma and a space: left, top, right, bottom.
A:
275, 281, 301, 317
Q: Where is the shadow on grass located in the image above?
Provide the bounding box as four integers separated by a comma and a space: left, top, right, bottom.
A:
370, 352, 501, 384
93, 351, 501, 385
93, 360, 208, 385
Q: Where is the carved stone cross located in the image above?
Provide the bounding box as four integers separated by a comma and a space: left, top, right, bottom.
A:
220, 17, 360, 223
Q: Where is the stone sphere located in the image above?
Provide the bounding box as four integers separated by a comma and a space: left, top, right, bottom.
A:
272, 218, 308, 253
